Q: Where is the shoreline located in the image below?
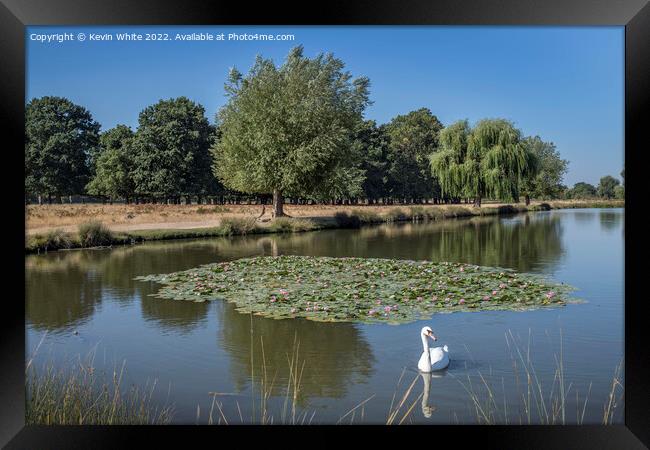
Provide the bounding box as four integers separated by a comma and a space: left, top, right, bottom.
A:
25, 199, 624, 254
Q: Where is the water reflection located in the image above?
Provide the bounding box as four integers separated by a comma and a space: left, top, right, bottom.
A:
24, 209, 624, 423
26, 257, 103, 331
419, 370, 448, 418
140, 296, 211, 335
26, 212, 567, 332
216, 301, 375, 403
599, 210, 623, 232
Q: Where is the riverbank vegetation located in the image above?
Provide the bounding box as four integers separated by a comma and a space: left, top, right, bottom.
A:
25, 349, 173, 425
25, 199, 623, 254
26, 46, 624, 220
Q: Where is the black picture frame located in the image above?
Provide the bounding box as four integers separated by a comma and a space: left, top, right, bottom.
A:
2, 0, 648, 448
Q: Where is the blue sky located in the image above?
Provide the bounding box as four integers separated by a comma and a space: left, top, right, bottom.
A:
26, 26, 624, 186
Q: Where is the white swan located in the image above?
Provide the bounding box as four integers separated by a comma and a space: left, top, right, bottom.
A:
418, 326, 450, 372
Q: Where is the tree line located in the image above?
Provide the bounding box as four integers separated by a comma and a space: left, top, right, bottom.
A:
25, 46, 623, 216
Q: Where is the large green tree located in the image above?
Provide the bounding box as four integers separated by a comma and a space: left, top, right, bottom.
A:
25, 96, 100, 203
429, 119, 471, 203
86, 125, 136, 203
212, 46, 370, 217
519, 136, 568, 204
131, 97, 214, 203
565, 182, 597, 199
384, 108, 443, 203
431, 119, 536, 207
597, 175, 620, 199
356, 120, 390, 202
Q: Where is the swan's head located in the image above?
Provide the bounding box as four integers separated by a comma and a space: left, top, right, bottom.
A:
421, 326, 437, 341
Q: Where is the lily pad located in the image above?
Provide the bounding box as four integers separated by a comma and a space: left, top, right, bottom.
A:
135, 256, 577, 324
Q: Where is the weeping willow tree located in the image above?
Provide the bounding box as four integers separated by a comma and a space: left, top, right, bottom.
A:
430, 119, 537, 207
430, 119, 471, 203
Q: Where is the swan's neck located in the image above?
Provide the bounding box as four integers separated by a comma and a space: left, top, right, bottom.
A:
421, 334, 431, 367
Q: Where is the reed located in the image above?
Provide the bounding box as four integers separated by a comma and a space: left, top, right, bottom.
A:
25, 346, 174, 425
451, 329, 624, 425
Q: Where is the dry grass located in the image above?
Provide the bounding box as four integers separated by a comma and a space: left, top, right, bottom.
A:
26, 339, 174, 425
26, 200, 624, 236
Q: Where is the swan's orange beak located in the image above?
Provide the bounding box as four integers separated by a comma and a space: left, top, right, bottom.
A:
428, 330, 437, 341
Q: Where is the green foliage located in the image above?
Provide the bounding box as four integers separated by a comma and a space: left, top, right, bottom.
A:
614, 185, 625, 199
431, 119, 536, 205
520, 136, 568, 200
213, 46, 371, 213
597, 175, 620, 199
430, 120, 472, 201
218, 216, 258, 235
356, 120, 390, 201
565, 182, 598, 199
25, 96, 100, 200
86, 125, 136, 201
78, 221, 114, 247
385, 108, 443, 201
27, 229, 73, 252
136, 256, 576, 324
131, 97, 217, 199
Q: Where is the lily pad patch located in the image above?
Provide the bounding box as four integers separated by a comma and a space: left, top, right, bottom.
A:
135, 256, 577, 324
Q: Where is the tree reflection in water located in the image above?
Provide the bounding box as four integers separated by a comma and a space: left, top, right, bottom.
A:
215, 300, 375, 405
26, 212, 565, 335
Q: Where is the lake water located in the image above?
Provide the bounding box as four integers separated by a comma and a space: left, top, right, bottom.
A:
25, 208, 625, 424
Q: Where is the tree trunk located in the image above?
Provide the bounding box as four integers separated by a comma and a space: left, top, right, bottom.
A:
38, 195, 42, 205
272, 189, 285, 218
473, 196, 482, 208
525, 195, 530, 206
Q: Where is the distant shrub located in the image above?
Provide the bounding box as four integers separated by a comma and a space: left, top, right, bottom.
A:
219, 216, 258, 235
351, 209, 383, 223
45, 229, 73, 250
268, 217, 317, 233
78, 221, 114, 247
28, 229, 73, 252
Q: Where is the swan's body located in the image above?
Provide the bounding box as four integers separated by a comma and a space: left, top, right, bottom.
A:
418, 326, 450, 372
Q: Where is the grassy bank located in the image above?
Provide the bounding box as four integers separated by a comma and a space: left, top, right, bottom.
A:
26, 352, 174, 425
25, 199, 624, 254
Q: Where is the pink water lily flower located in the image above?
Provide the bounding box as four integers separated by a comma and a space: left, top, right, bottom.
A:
483, 295, 490, 301
384, 306, 392, 312
368, 309, 376, 316
459, 298, 465, 304
499, 283, 507, 289
492, 290, 498, 296
546, 291, 556, 299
